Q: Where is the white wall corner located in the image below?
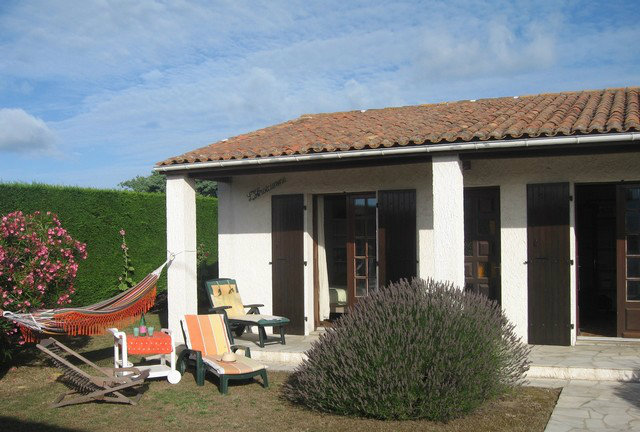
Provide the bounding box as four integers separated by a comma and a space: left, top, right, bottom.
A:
166, 175, 197, 344
431, 154, 465, 287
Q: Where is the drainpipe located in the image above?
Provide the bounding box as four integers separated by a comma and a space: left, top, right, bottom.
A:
154, 132, 640, 173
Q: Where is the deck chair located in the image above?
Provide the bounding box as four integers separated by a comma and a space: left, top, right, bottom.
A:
205, 278, 289, 347
36, 338, 149, 408
178, 314, 269, 394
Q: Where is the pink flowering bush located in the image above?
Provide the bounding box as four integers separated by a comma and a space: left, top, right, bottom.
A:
0, 211, 87, 354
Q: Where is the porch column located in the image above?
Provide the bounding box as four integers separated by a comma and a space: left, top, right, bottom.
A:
431, 154, 465, 287
166, 175, 197, 344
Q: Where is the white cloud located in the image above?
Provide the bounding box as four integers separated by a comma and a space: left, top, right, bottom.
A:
0, 108, 56, 153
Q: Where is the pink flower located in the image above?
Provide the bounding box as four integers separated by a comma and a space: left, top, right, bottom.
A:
119, 229, 126, 236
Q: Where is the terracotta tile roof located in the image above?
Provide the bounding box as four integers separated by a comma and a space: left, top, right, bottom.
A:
158, 87, 640, 166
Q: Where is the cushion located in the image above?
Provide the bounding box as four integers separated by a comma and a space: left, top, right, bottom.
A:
229, 314, 290, 326
202, 354, 266, 375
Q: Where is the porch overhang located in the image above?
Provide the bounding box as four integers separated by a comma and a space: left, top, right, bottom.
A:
155, 132, 640, 178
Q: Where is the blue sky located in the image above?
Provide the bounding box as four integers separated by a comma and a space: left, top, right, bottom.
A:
0, 0, 638, 188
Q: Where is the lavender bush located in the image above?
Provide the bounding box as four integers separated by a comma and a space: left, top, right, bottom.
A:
282, 278, 530, 421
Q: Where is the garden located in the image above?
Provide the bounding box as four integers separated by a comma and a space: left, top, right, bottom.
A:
0, 185, 559, 431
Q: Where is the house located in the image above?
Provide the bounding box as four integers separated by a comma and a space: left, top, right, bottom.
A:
156, 87, 640, 346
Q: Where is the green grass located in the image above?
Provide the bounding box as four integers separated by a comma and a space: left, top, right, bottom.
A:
0, 314, 560, 432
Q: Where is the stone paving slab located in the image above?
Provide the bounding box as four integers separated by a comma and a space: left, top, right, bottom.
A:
543, 380, 640, 432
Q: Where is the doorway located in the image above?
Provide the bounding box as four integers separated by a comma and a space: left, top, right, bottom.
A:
314, 193, 377, 325
576, 184, 617, 337
464, 187, 501, 303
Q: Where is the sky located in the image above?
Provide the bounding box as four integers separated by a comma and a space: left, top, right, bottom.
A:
0, 0, 638, 188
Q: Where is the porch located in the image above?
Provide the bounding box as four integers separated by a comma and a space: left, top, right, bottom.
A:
241, 332, 640, 382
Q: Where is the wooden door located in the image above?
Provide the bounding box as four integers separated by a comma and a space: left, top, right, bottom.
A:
272, 194, 305, 335
347, 193, 377, 306
617, 185, 640, 337
464, 187, 501, 303
378, 189, 417, 287
527, 183, 571, 346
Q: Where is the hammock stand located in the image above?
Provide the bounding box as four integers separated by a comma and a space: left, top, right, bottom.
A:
2, 256, 174, 343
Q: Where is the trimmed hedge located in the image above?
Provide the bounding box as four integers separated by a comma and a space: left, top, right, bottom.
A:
0, 183, 217, 306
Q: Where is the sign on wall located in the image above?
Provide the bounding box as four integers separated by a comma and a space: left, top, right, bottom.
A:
247, 177, 286, 201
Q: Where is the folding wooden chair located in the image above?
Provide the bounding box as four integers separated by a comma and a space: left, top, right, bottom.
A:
36, 338, 149, 408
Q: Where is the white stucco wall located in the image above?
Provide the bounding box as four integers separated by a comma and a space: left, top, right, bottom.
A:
432, 155, 465, 287
216, 151, 640, 341
464, 152, 640, 343
166, 175, 198, 344
218, 162, 434, 334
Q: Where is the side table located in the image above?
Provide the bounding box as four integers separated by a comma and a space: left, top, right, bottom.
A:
108, 328, 181, 384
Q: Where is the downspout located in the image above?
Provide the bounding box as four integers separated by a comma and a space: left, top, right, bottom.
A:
154, 132, 640, 173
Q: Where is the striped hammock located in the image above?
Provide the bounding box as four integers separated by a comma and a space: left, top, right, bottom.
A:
2, 259, 171, 343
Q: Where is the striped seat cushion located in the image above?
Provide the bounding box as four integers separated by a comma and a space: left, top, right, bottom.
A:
231, 314, 290, 326
202, 354, 266, 375
183, 314, 232, 356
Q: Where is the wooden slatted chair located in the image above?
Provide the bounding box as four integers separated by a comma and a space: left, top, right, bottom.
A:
36, 338, 149, 408
205, 278, 289, 347
178, 314, 269, 394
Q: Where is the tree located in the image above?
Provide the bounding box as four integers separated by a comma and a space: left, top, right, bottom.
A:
119, 172, 217, 197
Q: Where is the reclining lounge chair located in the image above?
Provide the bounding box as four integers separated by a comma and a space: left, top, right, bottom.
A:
36, 338, 149, 408
178, 314, 269, 394
205, 278, 289, 347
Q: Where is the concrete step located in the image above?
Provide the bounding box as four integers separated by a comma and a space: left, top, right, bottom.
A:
526, 365, 640, 382
577, 336, 640, 346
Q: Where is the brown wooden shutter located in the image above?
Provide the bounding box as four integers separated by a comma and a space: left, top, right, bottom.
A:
378, 189, 417, 288
271, 194, 305, 335
527, 183, 571, 346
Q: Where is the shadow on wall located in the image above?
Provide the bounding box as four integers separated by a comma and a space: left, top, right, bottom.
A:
0, 416, 88, 432
154, 261, 219, 328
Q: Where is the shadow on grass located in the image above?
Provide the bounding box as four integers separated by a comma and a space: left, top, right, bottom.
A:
0, 416, 87, 432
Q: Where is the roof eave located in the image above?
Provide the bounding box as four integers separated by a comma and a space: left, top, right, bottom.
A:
154, 132, 640, 174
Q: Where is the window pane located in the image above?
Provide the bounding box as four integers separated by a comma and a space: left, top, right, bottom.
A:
356, 258, 366, 276
465, 240, 473, 256
477, 262, 489, 278
368, 242, 376, 257
367, 197, 377, 208
628, 280, 640, 301
366, 217, 376, 236
629, 236, 640, 255
355, 239, 365, 256
628, 257, 640, 278
368, 277, 377, 292
627, 212, 640, 234
356, 278, 367, 297
626, 188, 640, 208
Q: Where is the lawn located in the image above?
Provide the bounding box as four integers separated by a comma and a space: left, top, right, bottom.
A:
0, 315, 560, 432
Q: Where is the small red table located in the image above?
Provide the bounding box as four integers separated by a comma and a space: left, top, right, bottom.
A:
108, 328, 181, 384
127, 332, 173, 355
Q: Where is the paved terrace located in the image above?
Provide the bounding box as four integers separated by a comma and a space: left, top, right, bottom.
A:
237, 333, 640, 431
240, 332, 640, 381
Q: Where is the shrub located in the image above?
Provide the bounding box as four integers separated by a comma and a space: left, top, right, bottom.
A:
0, 183, 218, 306
0, 211, 87, 357
282, 278, 530, 421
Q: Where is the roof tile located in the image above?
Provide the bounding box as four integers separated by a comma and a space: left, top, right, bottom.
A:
158, 87, 640, 166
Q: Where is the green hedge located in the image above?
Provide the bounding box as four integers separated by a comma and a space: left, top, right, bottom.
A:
0, 183, 217, 306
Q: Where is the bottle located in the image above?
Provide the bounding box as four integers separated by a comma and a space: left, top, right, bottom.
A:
139, 314, 147, 336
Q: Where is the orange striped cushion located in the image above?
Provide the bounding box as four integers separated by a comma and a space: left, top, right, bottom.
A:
202, 354, 265, 375
183, 314, 231, 357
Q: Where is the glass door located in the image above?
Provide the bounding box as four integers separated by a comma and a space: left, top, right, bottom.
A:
347, 193, 377, 305
617, 184, 640, 337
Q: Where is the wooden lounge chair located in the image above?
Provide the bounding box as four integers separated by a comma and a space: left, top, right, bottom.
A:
36, 338, 149, 408
205, 278, 289, 347
178, 314, 269, 394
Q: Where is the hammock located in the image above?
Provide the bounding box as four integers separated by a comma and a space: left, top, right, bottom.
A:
2, 257, 173, 343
